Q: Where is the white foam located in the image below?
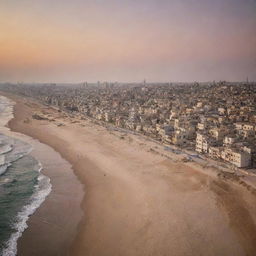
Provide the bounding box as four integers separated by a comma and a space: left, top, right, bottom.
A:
2, 173, 52, 256
0, 164, 9, 176
0, 96, 14, 130
0, 144, 13, 155
0, 94, 52, 256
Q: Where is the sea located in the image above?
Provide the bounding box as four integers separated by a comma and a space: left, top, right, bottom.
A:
0, 96, 51, 256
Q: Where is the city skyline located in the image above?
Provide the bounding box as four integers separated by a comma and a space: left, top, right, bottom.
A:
0, 0, 256, 83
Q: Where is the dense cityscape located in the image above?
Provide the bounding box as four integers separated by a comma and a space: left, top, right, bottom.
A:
1, 81, 256, 169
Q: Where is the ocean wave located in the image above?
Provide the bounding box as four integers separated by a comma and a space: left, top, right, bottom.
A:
0, 134, 33, 178
0, 95, 52, 256
1, 172, 52, 256
0, 144, 13, 155
0, 164, 9, 176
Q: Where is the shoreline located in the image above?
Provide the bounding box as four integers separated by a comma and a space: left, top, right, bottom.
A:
0, 95, 84, 256
3, 92, 256, 256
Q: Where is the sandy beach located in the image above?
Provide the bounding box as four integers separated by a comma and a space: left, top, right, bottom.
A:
3, 92, 256, 256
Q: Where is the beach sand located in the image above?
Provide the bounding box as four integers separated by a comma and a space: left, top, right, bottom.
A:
3, 93, 256, 256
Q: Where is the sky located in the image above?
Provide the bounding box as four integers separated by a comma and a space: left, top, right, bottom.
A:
0, 0, 255, 83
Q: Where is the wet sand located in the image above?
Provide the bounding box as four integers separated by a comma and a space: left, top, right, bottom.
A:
16, 140, 84, 256
3, 92, 256, 256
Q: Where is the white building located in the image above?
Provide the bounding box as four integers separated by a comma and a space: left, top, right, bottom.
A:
221, 148, 251, 168
209, 146, 222, 159
196, 133, 210, 153
209, 127, 228, 141
243, 124, 254, 131
197, 123, 206, 131
172, 130, 186, 145
223, 136, 236, 145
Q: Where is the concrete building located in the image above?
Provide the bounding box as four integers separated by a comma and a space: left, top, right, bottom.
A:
196, 133, 210, 153
221, 148, 251, 168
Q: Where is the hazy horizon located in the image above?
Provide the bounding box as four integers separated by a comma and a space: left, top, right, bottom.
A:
1, 0, 256, 83
1, 80, 255, 85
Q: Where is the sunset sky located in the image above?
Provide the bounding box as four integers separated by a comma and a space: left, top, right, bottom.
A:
0, 0, 255, 83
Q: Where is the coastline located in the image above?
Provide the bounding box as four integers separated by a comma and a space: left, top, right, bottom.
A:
0, 95, 84, 256
3, 92, 256, 256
